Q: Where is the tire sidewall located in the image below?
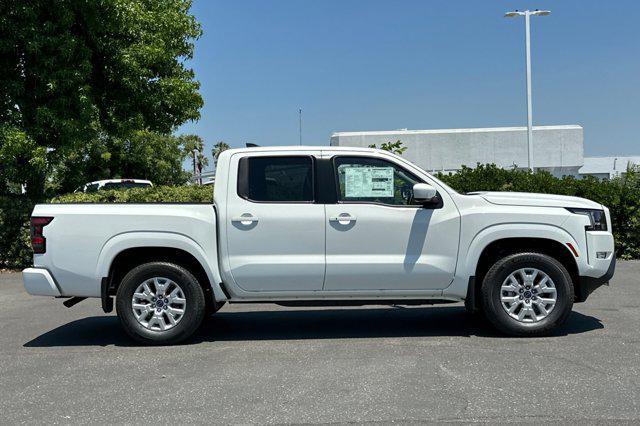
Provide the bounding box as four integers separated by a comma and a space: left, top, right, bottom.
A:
483, 253, 574, 335
116, 262, 205, 344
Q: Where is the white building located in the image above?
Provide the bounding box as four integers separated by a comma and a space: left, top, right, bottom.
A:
578, 156, 640, 180
330, 125, 636, 179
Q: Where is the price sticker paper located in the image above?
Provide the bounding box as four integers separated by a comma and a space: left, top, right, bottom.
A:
344, 166, 394, 197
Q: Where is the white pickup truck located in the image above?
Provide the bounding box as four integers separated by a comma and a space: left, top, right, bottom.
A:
23, 146, 616, 344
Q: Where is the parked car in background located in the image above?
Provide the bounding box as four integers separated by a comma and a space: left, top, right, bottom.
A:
24, 146, 615, 344
74, 179, 153, 193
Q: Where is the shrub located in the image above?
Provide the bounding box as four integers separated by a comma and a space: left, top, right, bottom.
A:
0, 196, 34, 270
51, 185, 213, 203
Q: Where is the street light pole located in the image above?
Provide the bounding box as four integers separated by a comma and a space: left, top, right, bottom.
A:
505, 9, 550, 172
524, 12, 533, 172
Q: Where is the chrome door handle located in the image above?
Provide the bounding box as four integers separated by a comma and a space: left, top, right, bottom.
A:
329, 215, 357, 223
232, 215, 259, 223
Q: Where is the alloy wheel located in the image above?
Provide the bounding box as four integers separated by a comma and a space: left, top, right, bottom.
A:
500, 268, 557, 323
131, 277, 187, 331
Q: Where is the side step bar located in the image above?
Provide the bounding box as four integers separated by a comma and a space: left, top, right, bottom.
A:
62, 296, 87, 308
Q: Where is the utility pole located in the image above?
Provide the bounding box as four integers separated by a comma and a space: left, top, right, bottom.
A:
299, 108, 302, 146
505, 9, 550, 172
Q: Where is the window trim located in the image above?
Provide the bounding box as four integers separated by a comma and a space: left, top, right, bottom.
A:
237, 155, 316, 204
331, 155, 442, 209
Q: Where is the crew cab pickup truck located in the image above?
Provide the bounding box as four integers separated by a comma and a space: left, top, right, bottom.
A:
22, 146, 616, 344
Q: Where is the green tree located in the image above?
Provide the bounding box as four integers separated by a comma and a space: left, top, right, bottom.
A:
0, 0, 203, 200
0, 126, 47, 194
369, 140, 407, 155
52, 131, 191, 192
212, 141, 230, 168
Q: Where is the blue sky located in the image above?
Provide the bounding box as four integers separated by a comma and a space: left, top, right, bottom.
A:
179, 0, 640, 169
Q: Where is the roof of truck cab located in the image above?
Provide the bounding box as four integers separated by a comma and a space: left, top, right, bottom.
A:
224, 146, 385, 155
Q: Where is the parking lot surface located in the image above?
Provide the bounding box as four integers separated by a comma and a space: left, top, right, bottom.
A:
1, 262, 639, 424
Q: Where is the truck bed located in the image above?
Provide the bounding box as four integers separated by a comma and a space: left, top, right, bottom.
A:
27, 203, 217, 297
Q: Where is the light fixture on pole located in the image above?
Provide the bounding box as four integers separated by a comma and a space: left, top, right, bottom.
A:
504, 9, 550, 172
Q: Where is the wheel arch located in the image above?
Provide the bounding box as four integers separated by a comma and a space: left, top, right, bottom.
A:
474, 237, 579, 288
97, 232, 227, 305
462, 227, 581, 312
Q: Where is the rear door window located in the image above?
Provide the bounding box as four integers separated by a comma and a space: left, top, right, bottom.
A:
239, 156, 314, 202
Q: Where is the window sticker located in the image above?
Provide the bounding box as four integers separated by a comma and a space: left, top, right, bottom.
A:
344, 166, 394, 197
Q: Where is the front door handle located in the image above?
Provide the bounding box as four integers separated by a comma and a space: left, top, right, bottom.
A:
329, 214, 357, 223
232, 214, 259, 224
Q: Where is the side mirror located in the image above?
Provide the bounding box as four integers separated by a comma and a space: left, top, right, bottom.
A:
413, 183, 437, 204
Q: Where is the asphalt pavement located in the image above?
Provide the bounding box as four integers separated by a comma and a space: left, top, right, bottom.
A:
1, 262, 639, 424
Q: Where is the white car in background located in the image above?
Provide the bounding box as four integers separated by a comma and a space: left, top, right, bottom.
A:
74, 179, 153, 193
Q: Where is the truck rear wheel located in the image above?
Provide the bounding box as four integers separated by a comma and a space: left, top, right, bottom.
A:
481, 252, 574, 336
116, 262, 206, 345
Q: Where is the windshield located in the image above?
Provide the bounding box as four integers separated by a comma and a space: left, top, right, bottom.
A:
423, 171, 459, 195
388, 154, 459, 195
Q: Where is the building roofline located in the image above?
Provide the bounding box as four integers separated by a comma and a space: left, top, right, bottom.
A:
583, 155, 640, 160
331, 124, 582, 137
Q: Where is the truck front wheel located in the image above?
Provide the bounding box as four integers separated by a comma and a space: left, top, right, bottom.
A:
116, 262, 206, 345
481, 252, 574, 336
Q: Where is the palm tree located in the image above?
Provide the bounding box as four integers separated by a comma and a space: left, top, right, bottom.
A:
181, 135, 209, 184
212, 141, 230, 169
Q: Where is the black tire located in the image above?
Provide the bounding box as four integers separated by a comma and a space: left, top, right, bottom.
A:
116, 262, 206, 345
481, 252, 574, 336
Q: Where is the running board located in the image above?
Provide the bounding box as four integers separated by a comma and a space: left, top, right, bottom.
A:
62, 296, 87, 308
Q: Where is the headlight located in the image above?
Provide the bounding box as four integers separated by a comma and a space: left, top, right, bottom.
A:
566, 208, 607, 231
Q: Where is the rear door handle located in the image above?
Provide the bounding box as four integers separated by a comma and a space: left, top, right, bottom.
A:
329, 214, 357, 223
232, 214, 259, 223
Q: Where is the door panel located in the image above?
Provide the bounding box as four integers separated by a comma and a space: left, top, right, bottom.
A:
324, 155, 460, 291
324, 204, 459, 290
226, 155, 325, 292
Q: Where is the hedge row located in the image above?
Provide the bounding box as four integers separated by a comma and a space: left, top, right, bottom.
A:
51, 185, 213, 203
2, 166, 640, 269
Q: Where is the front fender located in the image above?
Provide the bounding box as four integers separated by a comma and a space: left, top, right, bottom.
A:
96, 231, 226, 301
461, 223, 579, 278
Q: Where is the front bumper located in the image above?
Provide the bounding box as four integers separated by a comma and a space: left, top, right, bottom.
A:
22, 268, 61, 297
576, 252, 616, 302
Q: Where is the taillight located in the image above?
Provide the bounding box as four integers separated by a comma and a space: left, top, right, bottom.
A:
30, 217, 53, 254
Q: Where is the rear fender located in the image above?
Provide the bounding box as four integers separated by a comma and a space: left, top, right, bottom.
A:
96, 232, 226, 301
